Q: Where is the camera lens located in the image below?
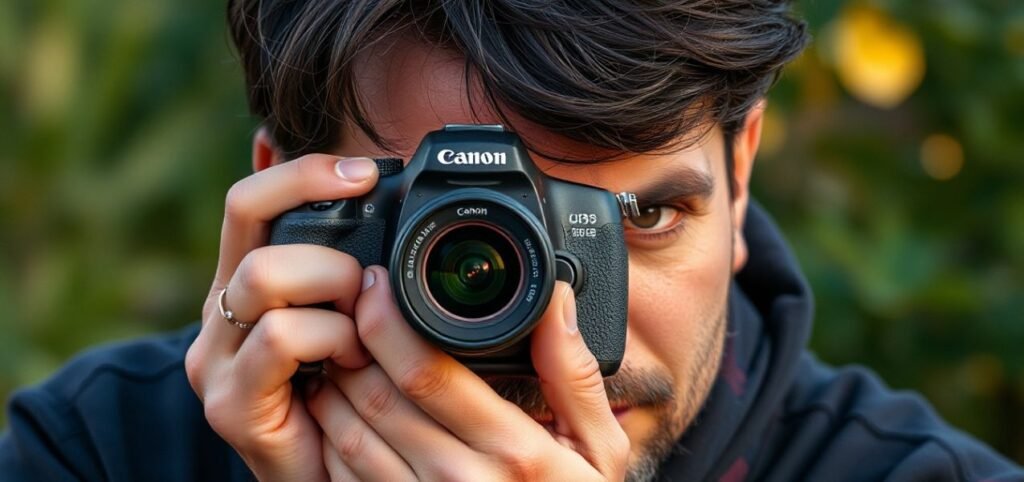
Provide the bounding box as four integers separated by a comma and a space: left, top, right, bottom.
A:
424, 223, 523, 321
392, 193, 555, 354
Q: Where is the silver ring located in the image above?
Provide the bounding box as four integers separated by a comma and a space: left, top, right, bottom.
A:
218, 287, 255, 329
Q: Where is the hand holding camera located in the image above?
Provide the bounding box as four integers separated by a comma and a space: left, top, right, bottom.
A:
186, 125, 631, 481
185, 153, 381, 481
271, 125, 629, 374
304, 267, 629, 481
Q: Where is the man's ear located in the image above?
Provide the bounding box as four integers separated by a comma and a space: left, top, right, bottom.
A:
730, 100, 765, 274
253, 126, 285, 173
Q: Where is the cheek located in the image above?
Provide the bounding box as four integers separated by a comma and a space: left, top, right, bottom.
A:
622, 211, 734, 377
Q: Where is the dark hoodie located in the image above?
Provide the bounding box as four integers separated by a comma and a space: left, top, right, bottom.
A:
2, 204, 1021, 481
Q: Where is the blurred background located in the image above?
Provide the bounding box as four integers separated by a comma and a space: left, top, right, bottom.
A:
1, 0, 1022, 463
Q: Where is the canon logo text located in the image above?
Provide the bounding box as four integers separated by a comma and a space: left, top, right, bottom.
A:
437, 149, 507, 165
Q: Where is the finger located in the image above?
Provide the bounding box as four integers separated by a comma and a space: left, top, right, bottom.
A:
326, 363, 478, 478
321, 437, 360, 482
352, 266, 548, 449
530, 282, 629, 477
213, 155, 378, 288
307, 378, 415, 482
232, 307, 370, 399
207, 243, 364, 353
228, 244, 364, 321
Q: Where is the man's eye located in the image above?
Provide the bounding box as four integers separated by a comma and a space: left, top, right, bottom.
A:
624, 205, 684, 232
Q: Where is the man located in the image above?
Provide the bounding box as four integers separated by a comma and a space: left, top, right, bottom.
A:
2, 1, 1021, 480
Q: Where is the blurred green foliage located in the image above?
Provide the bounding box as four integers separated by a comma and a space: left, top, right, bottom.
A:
1, 0, 1022, 463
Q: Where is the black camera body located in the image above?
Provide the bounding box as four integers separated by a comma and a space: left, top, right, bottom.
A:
270, 125, 628, 375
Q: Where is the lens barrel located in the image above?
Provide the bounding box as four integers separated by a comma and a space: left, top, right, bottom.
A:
391, 191, 554, 355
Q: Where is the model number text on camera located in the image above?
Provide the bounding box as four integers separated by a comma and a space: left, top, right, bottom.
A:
569, 213, 598, 224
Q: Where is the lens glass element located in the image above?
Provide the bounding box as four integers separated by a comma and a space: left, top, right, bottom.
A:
425, 223, 522, 321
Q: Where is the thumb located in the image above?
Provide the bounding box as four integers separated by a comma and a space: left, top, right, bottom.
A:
530, 282, 628, 473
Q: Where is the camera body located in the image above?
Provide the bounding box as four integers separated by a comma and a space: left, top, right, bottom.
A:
270, 125, 628, 375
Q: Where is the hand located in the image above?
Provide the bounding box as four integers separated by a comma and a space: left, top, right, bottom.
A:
306, 266, 630, 481
185, 155, 381, 481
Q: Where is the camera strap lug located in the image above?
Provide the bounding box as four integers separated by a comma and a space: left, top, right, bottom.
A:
615, 192, 640, 219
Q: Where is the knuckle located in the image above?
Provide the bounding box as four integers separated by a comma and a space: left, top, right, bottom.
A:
183, 344, 205, 393
291, 153, 319, 180
355, 310, 388, 342
397, 362, 451, 402
202, 391, 237, 438
236, 248, 276, 295
251, 309, 291, 355
577, 368, 607, 401
224, 180, 255, 221
335, 251, 362, 277
495, 444, 542, 481
319, 248, 362, 288
571, 343, 605, 396
426, 461, 487, 482
332, 424, 367, 462
360, 382, 400, 423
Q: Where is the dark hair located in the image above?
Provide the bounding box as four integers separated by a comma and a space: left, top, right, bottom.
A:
227, 0, 807, 163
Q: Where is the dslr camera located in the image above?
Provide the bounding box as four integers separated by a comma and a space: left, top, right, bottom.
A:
270, 125, 628, 375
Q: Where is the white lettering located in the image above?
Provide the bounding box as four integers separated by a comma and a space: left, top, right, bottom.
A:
437, 149, 507, 165
405, 222, 437, 279
456, 207, 488, 216
569, 213, 598, 225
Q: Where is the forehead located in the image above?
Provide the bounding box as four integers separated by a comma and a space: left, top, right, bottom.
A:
336, 33, 722, 194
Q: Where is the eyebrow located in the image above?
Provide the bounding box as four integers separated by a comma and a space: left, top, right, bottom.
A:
632, 165, 716, 205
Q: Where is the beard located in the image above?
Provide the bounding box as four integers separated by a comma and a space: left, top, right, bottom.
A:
484, 306, 728, 482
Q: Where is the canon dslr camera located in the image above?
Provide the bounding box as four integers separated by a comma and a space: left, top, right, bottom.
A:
270, 125, 628, 375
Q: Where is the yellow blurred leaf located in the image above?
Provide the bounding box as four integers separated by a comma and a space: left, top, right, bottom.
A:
832, 5, 926, 109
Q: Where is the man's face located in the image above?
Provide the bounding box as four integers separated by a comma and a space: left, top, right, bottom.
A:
274, 33, 755, 477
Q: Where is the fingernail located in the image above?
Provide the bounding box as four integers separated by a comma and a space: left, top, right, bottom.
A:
562, 286, 578, 334
304, 376, 323, 398
361, 268, 376, 292
335, 157, 376, 182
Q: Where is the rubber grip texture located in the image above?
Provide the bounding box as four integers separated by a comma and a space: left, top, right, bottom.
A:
562, 223, 628, 370
269, 218, 386, 268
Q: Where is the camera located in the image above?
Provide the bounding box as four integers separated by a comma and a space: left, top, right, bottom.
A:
270, 125, 628, 375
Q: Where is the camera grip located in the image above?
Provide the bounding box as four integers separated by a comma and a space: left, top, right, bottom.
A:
562, 223, 628, 375
269, 215, 386, 375
269, 217, 386, 268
